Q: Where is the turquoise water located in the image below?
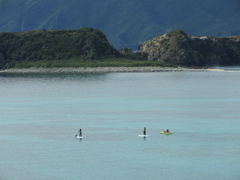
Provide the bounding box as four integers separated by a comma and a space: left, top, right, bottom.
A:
0, 71, 240, 180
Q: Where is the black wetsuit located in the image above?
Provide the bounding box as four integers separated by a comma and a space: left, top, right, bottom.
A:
143, 128, 146, 135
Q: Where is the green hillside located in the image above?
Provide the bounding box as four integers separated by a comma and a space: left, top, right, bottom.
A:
1, 28, 240, 69
0, 28, 164, 69
0, 0, 240, 49
0, 27, 119, 68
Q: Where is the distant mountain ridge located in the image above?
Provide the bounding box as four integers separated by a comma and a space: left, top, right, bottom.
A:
0, 0, 240, 49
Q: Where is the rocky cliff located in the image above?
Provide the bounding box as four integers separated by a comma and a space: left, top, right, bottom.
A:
138, 30, 240, 67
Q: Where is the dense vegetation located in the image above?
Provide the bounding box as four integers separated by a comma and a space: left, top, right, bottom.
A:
1, 28, 240, 69
0, 27, 171, 69
0, 0, 240, 49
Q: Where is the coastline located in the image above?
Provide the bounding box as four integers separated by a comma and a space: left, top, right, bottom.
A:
0, 67, 224, 73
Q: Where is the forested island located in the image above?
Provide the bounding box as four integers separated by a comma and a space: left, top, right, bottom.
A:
1, 28, 240, 70
0, 27, 167, 69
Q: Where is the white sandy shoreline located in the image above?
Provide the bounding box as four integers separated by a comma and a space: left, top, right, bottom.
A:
0, 67, 224, 73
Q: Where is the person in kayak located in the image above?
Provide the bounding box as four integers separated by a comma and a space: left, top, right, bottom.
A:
79, 129, 82, 137
165, 129, 170, 133
142, 127, 146, 135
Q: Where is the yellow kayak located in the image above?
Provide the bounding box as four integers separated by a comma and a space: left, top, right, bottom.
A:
160, 132, 172, 134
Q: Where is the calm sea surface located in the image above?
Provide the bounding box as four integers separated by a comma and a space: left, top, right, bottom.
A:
0, 70, 240, 180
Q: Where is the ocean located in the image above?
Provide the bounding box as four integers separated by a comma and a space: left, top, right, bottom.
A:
0, 70, 239, 180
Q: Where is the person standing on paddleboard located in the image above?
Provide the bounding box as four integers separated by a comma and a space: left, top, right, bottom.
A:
79, 129, 82, 137
142, 127, 146, 135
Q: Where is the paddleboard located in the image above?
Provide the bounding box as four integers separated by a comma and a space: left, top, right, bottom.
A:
160, 132, 172, 134
75, 135, 83, 139
139, 135, 149, 137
